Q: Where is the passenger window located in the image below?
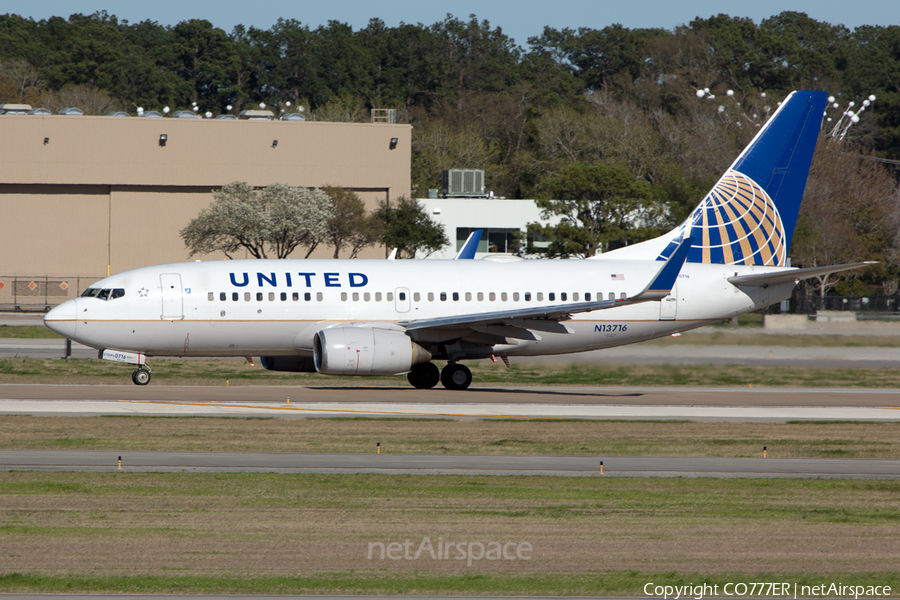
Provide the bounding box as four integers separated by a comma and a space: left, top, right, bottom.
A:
97, 289, 111, 300
608, 292, 614, 300
399, 292, 406, 301
244, 292, 251, 301
524, 292, 531, 301
352, 292, 359, 301
316, 292, 323, 301
280, 292, 287, 301
233, 292, 239, 301
513, 292, 519, 301
452, 292, 459, 301
413, 292, 420, 302
585, 293, 591, 301
501, 292, 508, 301
208, 292, 214, 301
489, 292, 496, 301
304, 292, 311, 301
293, 292, 299, 301
477, 292, 484, 301
548, 292, 555, 301
465, 292, 472, 301
620, 292, 627, 299
341, 292, 348, 301
375, 292, 382, 301
536, 292, 543, 301
387, 292, 394, 301
427, 292, 434, 302
440, 292, 447, 301
365, 292, 371, 301
561, 292, 567, 301
573, 292, 579, 301
269, 292, 275, 301
220, 292, 227, 301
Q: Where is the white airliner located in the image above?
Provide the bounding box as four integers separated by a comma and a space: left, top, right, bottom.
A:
44, 91, 868, 389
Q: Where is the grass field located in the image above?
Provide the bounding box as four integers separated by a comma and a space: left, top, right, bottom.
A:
1, 471, 898, 594
3, 356, 900, 388
3, 415, 899, 459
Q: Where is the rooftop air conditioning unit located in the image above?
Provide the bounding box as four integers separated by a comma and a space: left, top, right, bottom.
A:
442, 169, 486, 198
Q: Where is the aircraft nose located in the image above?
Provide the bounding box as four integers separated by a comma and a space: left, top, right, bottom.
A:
44, 299, 78, 339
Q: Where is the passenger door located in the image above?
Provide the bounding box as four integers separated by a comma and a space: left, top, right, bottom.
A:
160, 273, 184, 320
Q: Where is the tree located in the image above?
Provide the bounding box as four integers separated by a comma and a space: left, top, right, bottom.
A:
790, 139, 900, 296
374, 197, 448, 258
180, 181, 333, 259
322, 186, 381, 258
527, 162, 660, 258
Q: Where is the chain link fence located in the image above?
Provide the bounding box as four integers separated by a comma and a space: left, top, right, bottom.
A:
0, 275, 104, 312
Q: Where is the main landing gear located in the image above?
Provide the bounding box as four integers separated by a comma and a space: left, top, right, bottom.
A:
407, 362, 472, 390
131, 367, 151, 386
407, 362, 440, 389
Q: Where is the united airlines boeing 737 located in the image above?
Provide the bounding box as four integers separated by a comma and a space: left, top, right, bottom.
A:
44, 91, 868, 389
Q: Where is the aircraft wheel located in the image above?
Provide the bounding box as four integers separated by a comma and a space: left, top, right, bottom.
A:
440, 363, 472, 390
407, 362, 440, 389
132, 368, 151, 386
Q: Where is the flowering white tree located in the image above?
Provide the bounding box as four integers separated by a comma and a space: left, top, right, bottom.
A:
181, 181, 334, 259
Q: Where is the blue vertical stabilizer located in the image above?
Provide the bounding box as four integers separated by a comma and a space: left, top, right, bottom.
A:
658, 91, 828, 266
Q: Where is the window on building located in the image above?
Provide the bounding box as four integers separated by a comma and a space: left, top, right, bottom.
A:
455, 227, 521, 254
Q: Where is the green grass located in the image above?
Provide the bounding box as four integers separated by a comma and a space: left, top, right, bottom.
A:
0, 325, 62, 339
1, 472, 898, 594
2, 357, 900, 387
1, 571, 897, 596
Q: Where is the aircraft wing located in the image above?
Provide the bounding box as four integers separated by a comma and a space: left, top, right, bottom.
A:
401, 223, 695, 335
727, 262, 876, 287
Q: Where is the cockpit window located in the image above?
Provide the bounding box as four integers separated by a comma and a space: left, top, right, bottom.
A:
111, 288, 125, 299
81, 288, 100, 297
97, 289, 111, 300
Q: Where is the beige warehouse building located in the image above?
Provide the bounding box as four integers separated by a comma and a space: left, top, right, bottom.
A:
0, 113, 411, 310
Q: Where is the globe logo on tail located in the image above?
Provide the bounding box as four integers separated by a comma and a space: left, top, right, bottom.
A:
660, 170, 787, 266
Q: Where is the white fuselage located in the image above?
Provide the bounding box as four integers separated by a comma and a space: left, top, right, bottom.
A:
46, 257, 794, 360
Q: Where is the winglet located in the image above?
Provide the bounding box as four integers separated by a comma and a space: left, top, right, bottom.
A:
387, 248, 398, 260
644, 222, 695, 297
455, 230, 483, 260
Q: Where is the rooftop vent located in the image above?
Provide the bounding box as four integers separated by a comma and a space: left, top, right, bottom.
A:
107, 111, 130, 117
28, 107, 51, 115
216, 114, 238, 120
0, 103, 32, 115
239, 109, 274, 120
58, 107, 84, 115
442, 169, 486, 198
141, 111, 163, 118
172, 110, 200, 119
280, 113, 306, 121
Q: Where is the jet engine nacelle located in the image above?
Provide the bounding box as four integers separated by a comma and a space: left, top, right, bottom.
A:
260, 356, 317, 373
314, 327, 432, 376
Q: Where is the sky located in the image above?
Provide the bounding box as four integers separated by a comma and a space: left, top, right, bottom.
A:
7, 0, 900, 46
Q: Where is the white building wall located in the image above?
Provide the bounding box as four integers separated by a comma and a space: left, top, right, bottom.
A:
416, 199, 561, 259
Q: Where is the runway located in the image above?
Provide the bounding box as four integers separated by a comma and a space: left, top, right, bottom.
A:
1, 384, 899, 421
3, 449, 898, 479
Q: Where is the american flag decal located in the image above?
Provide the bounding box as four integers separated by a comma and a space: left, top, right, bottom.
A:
611, 274, 625, 281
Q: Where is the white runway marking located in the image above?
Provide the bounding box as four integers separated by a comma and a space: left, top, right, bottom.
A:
0, 399, 897, 421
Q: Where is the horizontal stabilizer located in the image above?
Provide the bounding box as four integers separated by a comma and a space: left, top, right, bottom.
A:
728, 262, 876, 287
